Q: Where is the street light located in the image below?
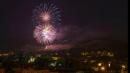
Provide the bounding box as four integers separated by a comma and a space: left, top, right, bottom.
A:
98, 62, 102, 66
100, 66, 105, 71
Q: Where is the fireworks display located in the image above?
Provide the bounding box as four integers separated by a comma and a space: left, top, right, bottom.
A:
32, 1, 61, 45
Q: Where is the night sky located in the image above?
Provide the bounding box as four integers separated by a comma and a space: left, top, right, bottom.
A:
0, 0, 128, 49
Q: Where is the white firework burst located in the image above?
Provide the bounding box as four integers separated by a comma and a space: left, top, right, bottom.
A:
33, 24, 56, 45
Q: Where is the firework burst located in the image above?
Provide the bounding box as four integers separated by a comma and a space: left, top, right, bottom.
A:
33, 24, 57, 45
32, 1, 61, 27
